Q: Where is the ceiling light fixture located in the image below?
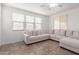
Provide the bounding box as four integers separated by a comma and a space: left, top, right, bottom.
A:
49, 3, 58, 8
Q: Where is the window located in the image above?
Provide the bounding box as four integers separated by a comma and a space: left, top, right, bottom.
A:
13, 22, 24, 30
26, 23, 34, 30
12, 13, 24, 30
54, 16, 60, 29
54, 15, 67, 30
60, 15, 67, 29
35, 17, 42, 30
35, 17, 42, 23
26, 16, 34, 30
12, 13, 42, 31
26, 16, 34, 23
35, 24, 41, 30
26, 16, 42, 30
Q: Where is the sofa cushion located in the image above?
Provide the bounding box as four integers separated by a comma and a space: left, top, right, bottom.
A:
50, 34, 56, 38
26, 30, 33, 36
55, 35, 66, 39
60, 37, 79, 49
43, 30, 49, 34
28, 34, 50, 43
72, 31, 79, 39
66, 30, 73, 37
59, 29, 66, 36
49, 30, 54, 34
36, 30, 43, 35
54, 29, 60, 35
32, 30, 37, 36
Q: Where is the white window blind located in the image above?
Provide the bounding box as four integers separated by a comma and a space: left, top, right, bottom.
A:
35, 17, 42, 30
54, 16, 60, 29
12, 13, 24, 30
35, 24, 41, 30
26, 16, 42, 30
26, 23, 34, 30
35, 17, 42, 23
60, 15, 67, 29
12, 13, 42, 31
13, 22, 24, 30
26, 15, 34, 30
26, 16, 34, 23
54, 15, 67, 30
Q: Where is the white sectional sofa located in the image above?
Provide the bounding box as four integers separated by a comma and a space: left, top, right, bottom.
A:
24, 29, 79, 53
60, 31, 79, 53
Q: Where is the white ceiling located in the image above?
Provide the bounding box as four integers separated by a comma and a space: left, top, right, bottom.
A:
3, 3, 79, 16
50, 3, 79, 14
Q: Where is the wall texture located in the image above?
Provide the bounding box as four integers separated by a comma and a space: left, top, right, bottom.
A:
2, 5, 49, 45
2, 4, 79, 45
50, 7, 79, 31
0, 4, 2, 46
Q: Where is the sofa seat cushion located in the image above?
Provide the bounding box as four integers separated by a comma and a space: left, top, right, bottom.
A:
72, 31, 79, 39
55, 35, 65, 39
50, 34, 65, 39
27, 34, 50, 43
49, 30, 54, 34
60, 37, 79, 49
50, 34, 60, 41
59, 29, 66, 36
50, 34, 56, 38
54, 29, 60, 35
66, 30, 73, 37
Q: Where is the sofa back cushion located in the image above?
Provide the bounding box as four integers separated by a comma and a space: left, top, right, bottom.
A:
32, 30, 37, 36
26, 30, 49, 36
66, 30, 73, 37
43, 30, 49, 34
54, 29, 60, 35
26, 30, 33, 36
49, 30, 54, 34
72, 31, 79, 39
59, 29, 66, 36
32, 30, 44, 36
36, 30, 43, 35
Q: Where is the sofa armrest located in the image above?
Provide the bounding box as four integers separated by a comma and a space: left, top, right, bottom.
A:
24, 34, 29, 36
24, 34, 30, 44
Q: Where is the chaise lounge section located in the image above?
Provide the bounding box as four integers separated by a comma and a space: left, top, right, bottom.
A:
59, 31, 79, 53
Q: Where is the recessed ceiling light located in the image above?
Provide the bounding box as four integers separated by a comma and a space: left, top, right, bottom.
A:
49, 3, 58, 8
